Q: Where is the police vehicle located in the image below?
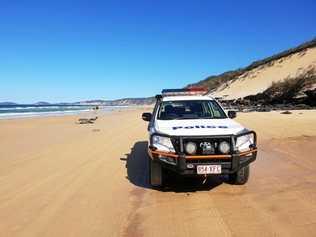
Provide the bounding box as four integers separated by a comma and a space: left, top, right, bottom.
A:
142, 87, 257, 187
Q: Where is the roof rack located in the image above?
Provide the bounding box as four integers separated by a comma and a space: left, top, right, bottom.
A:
161, 86, 209, 97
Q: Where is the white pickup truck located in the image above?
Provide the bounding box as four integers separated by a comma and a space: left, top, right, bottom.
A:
142, 88, 257, 187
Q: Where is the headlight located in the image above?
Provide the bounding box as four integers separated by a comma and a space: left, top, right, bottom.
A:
219, 141, 230, 154
152, 135, 175, 152
185, 142, 197, 155
235, 133, 254, 152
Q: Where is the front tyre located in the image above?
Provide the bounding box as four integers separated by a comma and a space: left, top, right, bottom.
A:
228, 165, 250, 185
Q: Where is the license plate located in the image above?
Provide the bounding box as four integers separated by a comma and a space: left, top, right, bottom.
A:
197, 165, 221, 174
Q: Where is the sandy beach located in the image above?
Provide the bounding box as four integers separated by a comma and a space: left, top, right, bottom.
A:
0, 109, 316, 237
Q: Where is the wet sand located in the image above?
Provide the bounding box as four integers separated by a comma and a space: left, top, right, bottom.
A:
0, 110, 315, 236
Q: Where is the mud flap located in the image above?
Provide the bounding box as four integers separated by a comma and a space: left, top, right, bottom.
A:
231, 154, 240, 171
150, 159, 163, 187
177, 154, 186, 171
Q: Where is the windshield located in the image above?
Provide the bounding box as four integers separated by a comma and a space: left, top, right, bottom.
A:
157, 100, 227, 120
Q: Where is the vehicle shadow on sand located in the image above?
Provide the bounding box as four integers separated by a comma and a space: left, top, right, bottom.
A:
121, 141, 151, 189
121, 141, 225, 193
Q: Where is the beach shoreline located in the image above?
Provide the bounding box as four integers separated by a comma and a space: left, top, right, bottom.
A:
0, 105, 150, 120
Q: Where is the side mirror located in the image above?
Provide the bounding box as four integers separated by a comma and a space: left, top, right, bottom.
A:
142, 113, 152, 122
228, 111, 237, 119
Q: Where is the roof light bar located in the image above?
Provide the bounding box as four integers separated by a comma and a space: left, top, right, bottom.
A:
161, 86, 209, 96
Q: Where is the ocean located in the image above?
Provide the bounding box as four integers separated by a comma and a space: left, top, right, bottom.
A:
0, 104, 117, 119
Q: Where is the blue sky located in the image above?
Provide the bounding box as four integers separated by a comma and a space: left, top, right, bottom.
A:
0, 0, 315, 103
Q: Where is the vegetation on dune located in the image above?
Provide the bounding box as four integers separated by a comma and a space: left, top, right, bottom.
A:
244, 69, 316, 105
188, 70, 243, 92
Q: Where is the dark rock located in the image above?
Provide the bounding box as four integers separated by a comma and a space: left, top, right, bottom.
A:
280, 111, 292, 114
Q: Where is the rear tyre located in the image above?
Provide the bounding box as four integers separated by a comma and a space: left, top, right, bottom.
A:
149, 158, 166, 188
228, 165, 250, 185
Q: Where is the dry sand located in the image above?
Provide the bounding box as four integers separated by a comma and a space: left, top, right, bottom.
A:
214, 47, 316, 99
0, 109, 316, 237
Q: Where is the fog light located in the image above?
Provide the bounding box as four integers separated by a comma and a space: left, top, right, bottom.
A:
185, 142, 197, 154
219, 141, 230, 154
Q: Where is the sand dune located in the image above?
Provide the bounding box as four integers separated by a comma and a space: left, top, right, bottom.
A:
214, 47, 316, 99
0, 109, 316, 236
